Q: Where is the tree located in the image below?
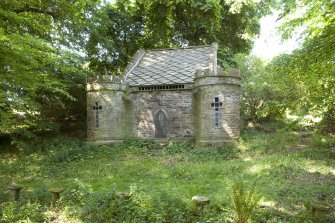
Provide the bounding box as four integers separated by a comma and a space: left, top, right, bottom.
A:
86, 1, 145, 74
0, 0, 99, 139
86, 0, 271, 75
234, 54, 288, 123
265, 0, 335, 132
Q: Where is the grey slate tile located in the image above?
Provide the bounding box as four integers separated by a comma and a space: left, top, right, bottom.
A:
125, 45, 213, 86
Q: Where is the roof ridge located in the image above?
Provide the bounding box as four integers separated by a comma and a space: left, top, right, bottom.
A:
145, 44, 212, 52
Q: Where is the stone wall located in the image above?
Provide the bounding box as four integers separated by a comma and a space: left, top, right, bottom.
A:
87, 76, 126, 142
194, 75, 240, 144
87, 73, 240, 144
129, 90, 195, 139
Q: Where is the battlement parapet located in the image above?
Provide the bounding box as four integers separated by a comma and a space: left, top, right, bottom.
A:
87, 75, 126, 91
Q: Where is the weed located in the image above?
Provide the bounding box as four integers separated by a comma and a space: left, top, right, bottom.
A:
162, 141, 238, 162
0, 127, 334, 222
0, 201, 47, 223
231, 180, 262, 223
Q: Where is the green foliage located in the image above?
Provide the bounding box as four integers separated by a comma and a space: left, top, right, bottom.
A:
163, 141, 194, 155
309, 134, 335, 150
0, 0, 99, 141
47, 142, 95, 164
118, 139, 156, 154
86, 1, 144, 74
61, 179, 92, 206
234, 54, 286, 122
0, 128, 334, 222
0, 201, 47, 223
233, 0, 334, 132
82, 187, 223, 222
163, 141, 238, 161
258, 0, 335, 132
241, 127, 300, 156
24, 186, 51, 206
231, 180, 262, 223
317, 108, 335, 134
301, 200, 333, 223
86, 0, 271, 74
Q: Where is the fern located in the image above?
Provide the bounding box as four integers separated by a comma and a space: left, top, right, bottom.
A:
231, 180, 262, 223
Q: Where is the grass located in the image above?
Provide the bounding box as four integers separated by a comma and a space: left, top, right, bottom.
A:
0, 127, 334, 222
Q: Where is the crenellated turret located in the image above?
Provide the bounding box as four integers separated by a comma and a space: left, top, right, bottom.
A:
86, 75, 127, 142
194, 68, 241, 145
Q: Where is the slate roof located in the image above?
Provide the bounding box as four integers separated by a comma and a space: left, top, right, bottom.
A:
124, 45, 214, 86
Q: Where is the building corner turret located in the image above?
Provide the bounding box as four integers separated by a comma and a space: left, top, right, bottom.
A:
194, 44, 241, 146
86, 75, 127, 143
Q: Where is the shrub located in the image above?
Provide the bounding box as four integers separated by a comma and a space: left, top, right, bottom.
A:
318, 108, 335, 134
81, 191, 116, 222
0, 201, 47, 223
241, 130, 299, 155
231, 180, 262, 223
309, 134, 335, 149
115, 139, 158, 155
163, 141, 238, 162
82, 188, 159, 222
81, 188, 221, 222
61, 179, 92, 206
163, 142, 193, 155
24, 186, 51, 205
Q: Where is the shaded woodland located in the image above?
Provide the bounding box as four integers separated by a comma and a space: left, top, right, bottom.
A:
0, 0, 334, 222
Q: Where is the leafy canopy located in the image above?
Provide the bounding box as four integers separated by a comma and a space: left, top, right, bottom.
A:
0, 0, 99, 137
86, 0, 271, 74
237, 0, 335, 132
268, 0, 334, 130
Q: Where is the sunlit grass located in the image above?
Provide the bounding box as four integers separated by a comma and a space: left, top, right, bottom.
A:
0, 129, 334, 222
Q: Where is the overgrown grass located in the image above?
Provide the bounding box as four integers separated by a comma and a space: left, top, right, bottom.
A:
0, 128, 334, 222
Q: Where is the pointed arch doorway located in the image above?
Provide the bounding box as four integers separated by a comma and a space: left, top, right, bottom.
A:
154, 109, 168, 138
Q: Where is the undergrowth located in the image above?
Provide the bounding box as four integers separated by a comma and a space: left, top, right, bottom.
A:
0, 128, 334, 222
231, 181, 262, 223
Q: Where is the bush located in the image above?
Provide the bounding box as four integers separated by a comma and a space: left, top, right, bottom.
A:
81, 187, 226, 222
318, 108, 335, 134
117, 139, 154, 155
241, 130, 299, 155
163, 142, 193, 155
82, 188, 161, 223
309, 134, 335, 149
61, 179, 92, 206
163, 141, 238, 162
24, 186, 51, 205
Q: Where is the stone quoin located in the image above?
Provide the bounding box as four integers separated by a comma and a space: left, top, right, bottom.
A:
86, 43, 240, 146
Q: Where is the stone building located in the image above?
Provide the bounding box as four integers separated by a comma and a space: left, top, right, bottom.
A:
86, 43, 240, 145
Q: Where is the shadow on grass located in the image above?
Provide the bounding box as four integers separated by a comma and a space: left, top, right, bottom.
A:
1, 134, 334, 222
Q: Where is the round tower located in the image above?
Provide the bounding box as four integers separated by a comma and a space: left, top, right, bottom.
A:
194, 68, 241, 146
86, 75, 127, 143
